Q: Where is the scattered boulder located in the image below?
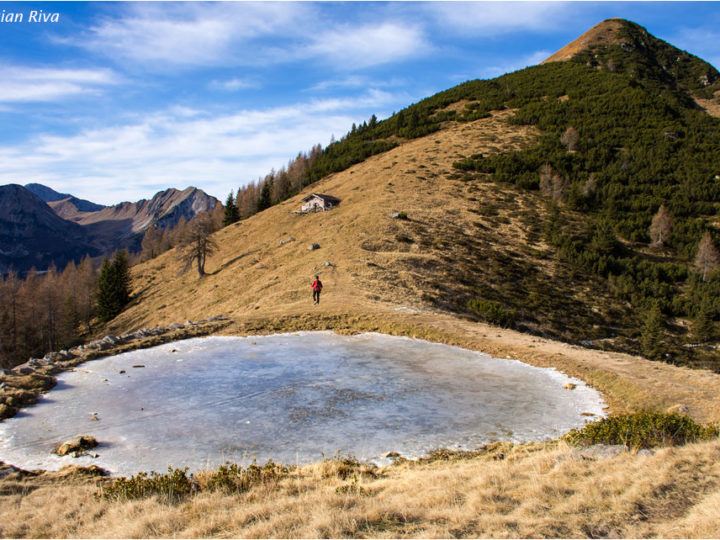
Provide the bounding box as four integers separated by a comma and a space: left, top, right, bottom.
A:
168, 323, 184, 330
322, 261, 333, 267
666, 404, 690, 416
280, 236, 295, 245
308, 243, 321, 251
55, 435, 98, 457
577, 444, 627, 460
0, 403, 17, 420
13, 366, 35, 375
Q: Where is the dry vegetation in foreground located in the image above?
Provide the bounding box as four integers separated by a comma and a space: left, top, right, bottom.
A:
2, 439, 720, 538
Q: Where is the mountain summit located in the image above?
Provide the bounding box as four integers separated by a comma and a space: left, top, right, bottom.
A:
543, 18, 719, 95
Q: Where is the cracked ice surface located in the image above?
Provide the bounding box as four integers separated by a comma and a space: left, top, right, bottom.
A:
0, 332, 605, 475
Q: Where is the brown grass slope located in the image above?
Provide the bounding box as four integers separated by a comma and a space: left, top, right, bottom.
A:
543, 18, 626, 64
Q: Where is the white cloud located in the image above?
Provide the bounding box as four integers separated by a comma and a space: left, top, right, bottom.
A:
209, 78, 257, 92
64, 4, 433, 71
477, 50, 553, 79
305, 23, 431, 69
66, 3, 308, 69
0, 90, 402, 205
425, 2, 572, 36
0, 66, 120, 102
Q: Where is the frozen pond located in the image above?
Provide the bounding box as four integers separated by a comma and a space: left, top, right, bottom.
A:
0, 333, 605, 475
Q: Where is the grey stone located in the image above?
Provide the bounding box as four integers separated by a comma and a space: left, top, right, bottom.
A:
280, 237, 295, 245
389, 212, 400, 219
322, 261, 333, 267
168, 323, 184, 330
576, 444, 627, 460
13, 367, 35, 375
307, 243, 321, 251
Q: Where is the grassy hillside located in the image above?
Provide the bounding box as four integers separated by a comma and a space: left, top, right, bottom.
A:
111, 21, 720, 369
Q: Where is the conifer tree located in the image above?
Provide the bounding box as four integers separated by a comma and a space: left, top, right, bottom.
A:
256, 178, 273, 212
640, 303, 664, 361
693, 297, 715, 343
96, 251, 132, 322
222, 190, 240, 227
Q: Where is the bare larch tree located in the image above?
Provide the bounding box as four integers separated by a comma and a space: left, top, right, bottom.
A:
649, 204, 672, 248
694, 230, 719, 282
179, 213, 218, 278
560, 126, 579, 151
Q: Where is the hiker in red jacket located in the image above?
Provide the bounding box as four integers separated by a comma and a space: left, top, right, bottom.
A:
312, 275, 323, 305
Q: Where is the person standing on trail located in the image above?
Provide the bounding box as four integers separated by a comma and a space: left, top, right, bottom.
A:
312, 275, 323, 305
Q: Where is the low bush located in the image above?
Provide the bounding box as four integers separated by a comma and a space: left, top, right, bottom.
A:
199, 460, 290, 493
564, 411, 719, 449
102, 460, 292, 500
102, 467, 193, 500
468, 298, 517, 327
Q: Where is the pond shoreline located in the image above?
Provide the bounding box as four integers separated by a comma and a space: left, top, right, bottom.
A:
2, 309, 720, 478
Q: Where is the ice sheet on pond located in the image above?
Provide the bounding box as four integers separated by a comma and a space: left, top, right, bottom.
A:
0, 332, 605, 475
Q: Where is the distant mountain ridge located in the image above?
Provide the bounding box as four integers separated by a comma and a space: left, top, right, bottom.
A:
24, 183, 106, 213
0, 184, 100, 274
1, 183, 220, 274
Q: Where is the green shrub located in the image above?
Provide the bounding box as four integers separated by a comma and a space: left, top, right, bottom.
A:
468, 298, 517, 327
102, 466, 193, 500
201, 460, 289, 493
564, 411, 719, 449
101, 460, 291, 500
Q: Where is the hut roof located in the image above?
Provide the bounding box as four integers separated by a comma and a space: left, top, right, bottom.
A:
300, 193, 341, 204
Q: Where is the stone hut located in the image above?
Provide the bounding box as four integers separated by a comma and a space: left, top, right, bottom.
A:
301, 193, 341, 212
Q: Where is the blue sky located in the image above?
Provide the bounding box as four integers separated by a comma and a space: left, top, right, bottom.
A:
0, 1, 719, 205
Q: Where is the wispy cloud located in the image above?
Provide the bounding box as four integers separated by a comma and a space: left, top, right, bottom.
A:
479, 49, 553, 79
62, 3, 434, 71
0, 90, 402, 204
424, 2, 572, 36
309, 75, 407, 92
63, 3, 307, 69
0, 66, 120, 102
304, 23, 432, 69
209, 78, 258, 92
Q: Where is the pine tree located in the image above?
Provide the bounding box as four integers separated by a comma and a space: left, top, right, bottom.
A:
222, 190, 240, 227
640, 303, 665, 361
256, 178, 273, 212
693, 297, 715, 343
96, 251, 132, 322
